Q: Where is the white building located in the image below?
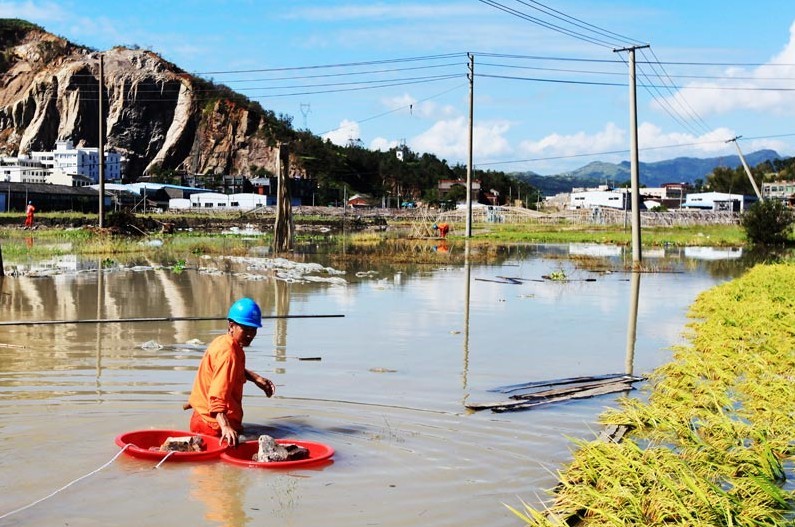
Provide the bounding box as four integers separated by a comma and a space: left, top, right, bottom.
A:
682, 192, 748, 212
762, 180, 795, 201
32, 140, 122, 184
569, 189, 628, 210
0, 156, 49, 184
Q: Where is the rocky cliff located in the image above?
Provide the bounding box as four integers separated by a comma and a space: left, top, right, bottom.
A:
0, 20, 289, 180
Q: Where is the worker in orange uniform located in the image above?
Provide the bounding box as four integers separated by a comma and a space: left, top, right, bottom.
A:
434, 222, 450, 238
187, 298, 275, 446
24, 201, 35, 228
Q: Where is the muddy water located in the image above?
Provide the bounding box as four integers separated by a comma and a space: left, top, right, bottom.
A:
0, 244, 750, 527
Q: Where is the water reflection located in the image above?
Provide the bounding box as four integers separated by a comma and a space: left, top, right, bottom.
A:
189, 465, 250, 527
625, 271, 641, 375
462, 241, 472, 398
0, 243, 774, 527
273, 278, 290, 372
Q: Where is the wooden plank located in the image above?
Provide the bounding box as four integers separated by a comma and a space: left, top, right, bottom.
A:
509, 376, 642, 400
491, 382, 636, 413
489, 372, 637, 394
466, 380, 640, 412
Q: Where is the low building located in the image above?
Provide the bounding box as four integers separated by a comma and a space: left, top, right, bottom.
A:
438, 179, 481, 203
682, 192, 749, 212
570, 189, 628, 210
761, 180, 795, 202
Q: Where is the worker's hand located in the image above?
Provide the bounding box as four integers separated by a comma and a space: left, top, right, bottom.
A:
252, 375, 275, 397
220, 425, 239, 447
215, 412, 238, 447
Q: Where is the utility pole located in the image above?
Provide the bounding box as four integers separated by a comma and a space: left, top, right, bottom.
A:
614, 44, 649, 268
273, 143, 294, 252
98, 54, 105, 228
466, 53, 474, 238
727, 136, 763, 201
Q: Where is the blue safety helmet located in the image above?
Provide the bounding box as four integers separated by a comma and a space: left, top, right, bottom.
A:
227, 297, 262, 328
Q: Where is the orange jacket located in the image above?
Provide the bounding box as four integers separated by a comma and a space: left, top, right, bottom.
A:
26, 204, 35, 216
188, 334, 247, 432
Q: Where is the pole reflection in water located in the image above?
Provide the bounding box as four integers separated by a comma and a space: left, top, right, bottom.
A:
462, 240, 471, 400
96, 258, 104, 395
273, 278, 290, 368
624, 270, 641, 375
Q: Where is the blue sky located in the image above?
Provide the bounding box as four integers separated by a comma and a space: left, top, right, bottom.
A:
4, 0, 795, 174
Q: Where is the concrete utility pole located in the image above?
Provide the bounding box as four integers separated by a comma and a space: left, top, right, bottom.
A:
614, 44, 649, 268
465, 53, 474, 238
727, 136, 763, 201
98, 54, 105, 228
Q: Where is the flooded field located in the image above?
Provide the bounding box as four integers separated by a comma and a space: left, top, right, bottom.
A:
0, 243, 753, 527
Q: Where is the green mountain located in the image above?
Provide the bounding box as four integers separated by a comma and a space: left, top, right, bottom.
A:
515, 150, 782, 196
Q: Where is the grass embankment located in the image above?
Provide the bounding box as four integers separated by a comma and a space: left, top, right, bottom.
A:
512, 263, 795, 526
467, 223, 747, 246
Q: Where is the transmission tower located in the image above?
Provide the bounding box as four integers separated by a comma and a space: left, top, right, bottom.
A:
300, 103, 311, 129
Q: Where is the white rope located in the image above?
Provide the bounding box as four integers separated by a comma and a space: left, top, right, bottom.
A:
0, 444, 132, 521
154, 450, 176, 469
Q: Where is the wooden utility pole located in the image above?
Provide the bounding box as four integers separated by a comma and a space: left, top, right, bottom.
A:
466, 53, 474, 238
727, 136, 763, 201
273, 143, 294, 252
98, 54, 105, 228
614, 45, 649, 268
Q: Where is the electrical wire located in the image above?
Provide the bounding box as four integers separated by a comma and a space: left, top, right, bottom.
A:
475, 132, 795, 168
513, 0, 643, 46
476, 0, 618, 48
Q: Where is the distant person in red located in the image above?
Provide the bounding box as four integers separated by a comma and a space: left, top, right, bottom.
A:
434, 222, 450, 238
24, 201, 35, 228
187, 298, 275, 446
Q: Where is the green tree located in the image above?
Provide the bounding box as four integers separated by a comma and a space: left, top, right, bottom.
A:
446, 183, 468, 204
741, 199, 794, 245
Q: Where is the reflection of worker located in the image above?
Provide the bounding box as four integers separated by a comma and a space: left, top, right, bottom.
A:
24, 201, 35, 228
433, 222, 450, 238
189, 464, 248, 527
188, 298, 275, 446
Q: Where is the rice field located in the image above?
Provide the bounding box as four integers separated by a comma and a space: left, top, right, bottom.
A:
511, 263, 795, 526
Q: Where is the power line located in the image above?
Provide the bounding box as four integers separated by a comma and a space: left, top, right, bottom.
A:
475, 133, 795, 168
476, 0, 618, 48
191, 53, 466, 75
640, 47, 713, 135
316, 83, 467, 137
513, 0, 643, 46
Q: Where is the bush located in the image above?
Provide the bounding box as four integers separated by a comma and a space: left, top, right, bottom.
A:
741, 199, 794, 245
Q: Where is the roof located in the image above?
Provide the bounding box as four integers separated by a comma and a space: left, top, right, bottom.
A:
2, 181, 99, 197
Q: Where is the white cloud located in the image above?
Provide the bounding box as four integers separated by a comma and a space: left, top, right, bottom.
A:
658, 20, 795, 117
370, 137, 400, 151
0, 0, 64, 22
323, 119, 361, 146
411, 116, 512, 160
519, 122, 626, 158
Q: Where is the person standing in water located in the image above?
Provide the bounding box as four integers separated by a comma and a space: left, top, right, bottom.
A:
24, 201, 35, 228
187, 297, 275, 446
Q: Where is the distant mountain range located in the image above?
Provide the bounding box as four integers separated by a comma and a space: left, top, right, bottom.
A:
514, 149, 782, 196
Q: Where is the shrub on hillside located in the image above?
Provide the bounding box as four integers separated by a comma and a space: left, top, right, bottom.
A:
741, 199, 794, 245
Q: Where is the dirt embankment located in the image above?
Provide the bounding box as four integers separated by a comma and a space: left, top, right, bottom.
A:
0, 207, 404, 234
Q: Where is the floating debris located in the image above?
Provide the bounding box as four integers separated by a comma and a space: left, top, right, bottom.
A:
140, 340, 164, 350
467, 373, 645, 412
